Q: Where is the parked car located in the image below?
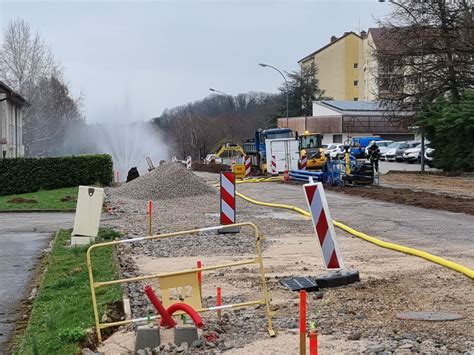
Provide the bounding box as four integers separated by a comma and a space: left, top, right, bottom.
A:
326, 143, 345, 159
364, 140, 394, 157
395, 141, 421, 162
403, 141, 431, 163
403, 146, 421, 163
383, 142, 406, 161
350, 136, 383, 158
424, 147, 435, 167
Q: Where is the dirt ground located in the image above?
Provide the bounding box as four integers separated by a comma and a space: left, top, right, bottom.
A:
381, 172, 474, 198
100, 172, 474, 354
327, 185, 474, 216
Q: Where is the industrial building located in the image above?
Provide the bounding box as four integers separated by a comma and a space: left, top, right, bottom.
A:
277, 100, 415, 146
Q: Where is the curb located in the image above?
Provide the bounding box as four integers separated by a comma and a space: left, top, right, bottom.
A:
0, 209, 76, 213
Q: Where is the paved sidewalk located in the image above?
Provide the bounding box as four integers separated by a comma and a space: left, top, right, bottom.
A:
0, 212, 74, 352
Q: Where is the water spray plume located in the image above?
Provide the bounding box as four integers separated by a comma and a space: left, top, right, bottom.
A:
62, 121, 168, 181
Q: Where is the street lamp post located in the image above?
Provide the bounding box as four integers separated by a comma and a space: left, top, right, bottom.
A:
379, 0, 426, 173
259, 63, 289, 124
209, 88, 235, 143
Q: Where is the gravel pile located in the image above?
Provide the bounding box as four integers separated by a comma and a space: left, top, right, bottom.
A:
115, 162, 216, 200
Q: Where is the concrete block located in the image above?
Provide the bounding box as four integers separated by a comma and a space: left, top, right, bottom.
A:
135, 325, 160, 352
71, 235, 95, 246
174, 326, 198, 346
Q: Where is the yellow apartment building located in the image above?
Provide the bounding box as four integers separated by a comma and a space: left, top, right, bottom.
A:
299, 29, 382, 102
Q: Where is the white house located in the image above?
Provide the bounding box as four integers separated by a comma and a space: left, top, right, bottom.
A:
0, 81, 29, 158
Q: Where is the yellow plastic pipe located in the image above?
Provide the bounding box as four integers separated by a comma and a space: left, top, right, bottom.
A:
234, 186, 474, 279
332, 220, 474, 279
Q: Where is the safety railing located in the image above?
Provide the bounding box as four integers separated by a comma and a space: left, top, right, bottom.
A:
86, 222, 275, 344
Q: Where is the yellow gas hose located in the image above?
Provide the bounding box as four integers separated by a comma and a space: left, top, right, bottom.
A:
232, 179, 474, 279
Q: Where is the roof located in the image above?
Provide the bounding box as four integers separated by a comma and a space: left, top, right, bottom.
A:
368, 27, 387, 49
298, 31, 361, 63
318, 100, 384, 112
368, 26, 440, 54
314, 100, 403, 117
0, 81, 29, 107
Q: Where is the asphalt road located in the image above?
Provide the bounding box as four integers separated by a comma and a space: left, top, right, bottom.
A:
379, 160, 438, 174
0, 213, 74, 353
237, 181, 474, 268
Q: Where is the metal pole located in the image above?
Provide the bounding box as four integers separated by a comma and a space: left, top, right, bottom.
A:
259, 63, 289, 120
209, 88, 234, 143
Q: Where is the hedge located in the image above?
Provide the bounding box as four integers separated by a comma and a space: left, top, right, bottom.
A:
421, 91, 474, 172
0, 154, 113, 196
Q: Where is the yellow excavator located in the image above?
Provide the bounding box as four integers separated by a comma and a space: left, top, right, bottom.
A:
298, 131, 327, 169
205, 143, 247, 178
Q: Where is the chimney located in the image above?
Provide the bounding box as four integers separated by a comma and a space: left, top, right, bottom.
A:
360, 30, 367, 39
330, 35, 337, 43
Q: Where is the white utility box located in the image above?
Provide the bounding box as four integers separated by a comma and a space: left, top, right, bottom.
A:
71, 186, 105, 246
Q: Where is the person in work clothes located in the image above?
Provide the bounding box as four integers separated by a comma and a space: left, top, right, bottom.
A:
367, 141, 381, 172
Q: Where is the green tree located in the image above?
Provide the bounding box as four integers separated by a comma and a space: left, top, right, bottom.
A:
279, 63, 329, 117
421, 91, 474, 172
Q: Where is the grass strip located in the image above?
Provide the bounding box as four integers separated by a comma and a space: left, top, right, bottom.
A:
13, 229, 122, 354
0, 187, 78, 211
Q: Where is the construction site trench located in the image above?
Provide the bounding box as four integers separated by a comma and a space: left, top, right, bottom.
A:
101, 164, 474, 354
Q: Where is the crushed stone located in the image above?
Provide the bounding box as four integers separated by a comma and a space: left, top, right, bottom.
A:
115, 162, 216, 200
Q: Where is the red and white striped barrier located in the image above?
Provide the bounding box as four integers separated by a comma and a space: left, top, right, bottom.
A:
219, 172, 239, 233
271, 155, 277, 175
303, 181, 344, 269
244, 155, 251, 177
284, 163, 289, 182
300, 155, 307, 170
186, 156, 192, 170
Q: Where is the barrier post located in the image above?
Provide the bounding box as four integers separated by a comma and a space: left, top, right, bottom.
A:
271, 155, 277, 175
197, 260, 202, 295
186, 156, 192, 170
284, 163, 289, 182
309, 327, 318, 355
115, 170, 120, 184
300, 156, 307, 171
217, 287, 222, 320
219, 172, 239, 233
244, 155, 252, 177
299, 290, 307, 355
303, 182, 344, 270
147, 200, 152, 236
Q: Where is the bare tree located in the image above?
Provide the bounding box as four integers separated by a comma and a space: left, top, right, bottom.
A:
0, 18, 60, 97
375, 0, 474, 111
0, 18, 83, 156
25, 76, 84, 156
152, 91, 280, 159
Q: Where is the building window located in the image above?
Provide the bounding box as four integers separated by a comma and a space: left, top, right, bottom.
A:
354, 80, 359, 86
333, 134, 343, 143
353, 63, 358, 69
353, 97, 359, 101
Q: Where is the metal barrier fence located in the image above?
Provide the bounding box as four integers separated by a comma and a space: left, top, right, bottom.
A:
86, 222, 275, 344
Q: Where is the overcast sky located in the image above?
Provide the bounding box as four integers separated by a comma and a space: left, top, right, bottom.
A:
0, 0, 390, 123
